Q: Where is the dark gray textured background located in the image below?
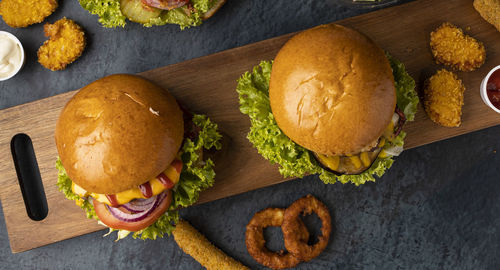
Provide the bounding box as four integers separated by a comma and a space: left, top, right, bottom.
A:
1, 0, 499, 269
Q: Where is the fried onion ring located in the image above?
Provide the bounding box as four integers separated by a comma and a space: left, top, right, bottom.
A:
245, 208, 308, 269
282, 195, 331, 262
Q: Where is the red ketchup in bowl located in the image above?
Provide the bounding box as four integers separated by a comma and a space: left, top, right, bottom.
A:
487, 69, 500, 110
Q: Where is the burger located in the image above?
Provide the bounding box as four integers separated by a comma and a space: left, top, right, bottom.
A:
56, 74, 221, 240
79, 0, 226, 28
237, 24, 419, 185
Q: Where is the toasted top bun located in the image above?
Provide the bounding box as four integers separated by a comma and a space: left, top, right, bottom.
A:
201, 0, 226, 20
269, 24, 396, 156
55, 74, 184, 194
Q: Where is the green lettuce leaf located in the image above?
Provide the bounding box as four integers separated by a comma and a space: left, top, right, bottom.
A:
56, 159, 97, 219
78, 0, 215, 28
236, 57, 418, 185
56, 114, 222, 240
172, 114, 222, 210
388, 54, 419, 121
131, 210, 179, 240
78, 0, 127, 28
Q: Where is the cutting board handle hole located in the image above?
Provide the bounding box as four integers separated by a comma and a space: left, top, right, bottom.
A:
10, 133, 48, 221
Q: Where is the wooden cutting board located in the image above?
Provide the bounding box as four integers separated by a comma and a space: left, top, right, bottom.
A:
1, 0, 499, 253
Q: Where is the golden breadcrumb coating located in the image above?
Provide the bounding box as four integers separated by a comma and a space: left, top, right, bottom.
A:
0, 0, 57, 28
173, 220, 249, 270
430, 22, 486, 71
474, 0, 500, 32
424, 69, 465, 127
38, 18, 86, 71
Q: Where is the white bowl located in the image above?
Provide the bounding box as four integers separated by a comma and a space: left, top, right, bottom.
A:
0, 31, 25, 81
480, 65, 500, 114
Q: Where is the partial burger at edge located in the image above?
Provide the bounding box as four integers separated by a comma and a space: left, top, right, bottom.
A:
79, 0, 227, 28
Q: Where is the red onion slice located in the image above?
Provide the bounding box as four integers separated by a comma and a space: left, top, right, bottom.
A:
394, 107, 406, 137
107, 192, 166, 222
129, 196, 156, 207
142, 0, 188, 10
121, 197, 156, 213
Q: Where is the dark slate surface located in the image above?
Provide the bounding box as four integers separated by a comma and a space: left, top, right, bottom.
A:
1, 0, 499, 269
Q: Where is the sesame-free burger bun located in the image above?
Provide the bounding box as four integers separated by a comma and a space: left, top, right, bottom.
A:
55, 74, 184, 194
269, 24, 396, 156
201, 0, 227, 20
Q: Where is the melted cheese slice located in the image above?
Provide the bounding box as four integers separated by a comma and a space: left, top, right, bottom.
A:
316, 113, 399, 173
72, 159, 182, 206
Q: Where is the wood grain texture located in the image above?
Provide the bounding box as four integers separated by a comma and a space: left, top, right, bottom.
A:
0, 0, 499, 253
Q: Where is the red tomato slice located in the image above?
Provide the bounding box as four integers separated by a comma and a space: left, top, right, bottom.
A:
93, 190, 172, 231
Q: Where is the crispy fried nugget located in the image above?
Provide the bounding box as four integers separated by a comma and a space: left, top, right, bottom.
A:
474, 0, 500, 32
38, 18, 86, 71
424, 69, 466, 127
430, 22, 486, 71
0, 0, 57, 28
173, 220, 249, 270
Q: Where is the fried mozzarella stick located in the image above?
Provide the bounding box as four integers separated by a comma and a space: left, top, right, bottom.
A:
173, 220, 249, 270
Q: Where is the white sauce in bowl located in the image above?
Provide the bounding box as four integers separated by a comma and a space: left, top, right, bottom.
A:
0, 32, 24, 80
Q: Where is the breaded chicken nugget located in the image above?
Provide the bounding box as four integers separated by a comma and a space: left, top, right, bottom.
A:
173, 220, 249, 270
38, 18, 86, 71
0, 0, 57, 28
424, 69, 465, 127
430, 22, 486, 71
474, 0, 500, 32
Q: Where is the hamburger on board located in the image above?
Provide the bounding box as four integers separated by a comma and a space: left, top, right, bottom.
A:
56, 74, 222, 240
237, 24, 419, 185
